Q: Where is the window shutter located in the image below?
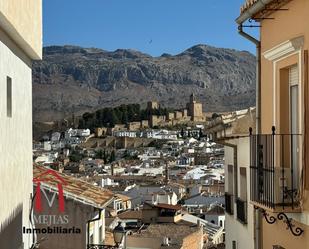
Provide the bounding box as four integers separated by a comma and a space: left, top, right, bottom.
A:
289, 65, 299, 86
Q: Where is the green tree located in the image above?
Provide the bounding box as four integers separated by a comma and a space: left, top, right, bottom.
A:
109, 150, 116, 163
103, 150, 108, 164
95, 149, 103, 159
69, 151, 83, 162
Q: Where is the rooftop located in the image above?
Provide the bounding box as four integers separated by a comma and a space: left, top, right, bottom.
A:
115, 193, 131, 202
240, 0, 259, 14
205, 205, 225, 215
184, 194, 225, 206
146, 202, 182, 211
118, 210, 143, 220
131, 223, 200, 241
238, 0, 291, 22
181, 214, 223, 240
33, 165, 114, 208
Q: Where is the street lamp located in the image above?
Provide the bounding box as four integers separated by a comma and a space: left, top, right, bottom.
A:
113, 222, 126, 248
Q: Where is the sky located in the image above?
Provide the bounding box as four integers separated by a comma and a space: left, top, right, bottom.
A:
43, 0, 259, 56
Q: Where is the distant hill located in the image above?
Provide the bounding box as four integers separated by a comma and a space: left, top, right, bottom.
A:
32, 44, 256, 122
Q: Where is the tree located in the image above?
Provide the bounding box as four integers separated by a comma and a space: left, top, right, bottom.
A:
103, 150, 108, 164
109, 150, 116, 163
199, 128, 203, 139
122, 110, 128, 124
212, 113, 220, 119
69, 151, 83, 162
95, 149, 103, 159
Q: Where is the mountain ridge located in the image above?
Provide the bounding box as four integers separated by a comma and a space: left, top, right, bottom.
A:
32, 44, 256, 122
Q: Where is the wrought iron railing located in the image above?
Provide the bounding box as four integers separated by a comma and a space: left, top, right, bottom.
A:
225, 192, 233, 215
236, 198, 247, 224
87, 245, 118, 249
249, 127, 301, 210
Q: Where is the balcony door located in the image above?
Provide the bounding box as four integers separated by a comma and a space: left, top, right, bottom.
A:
289, 65, 299, 189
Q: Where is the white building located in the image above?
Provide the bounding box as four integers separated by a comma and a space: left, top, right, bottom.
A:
100, 178, 119, 187
0, 1, 42, 248
43, 141, 52, 151
65, 128, 91, 138
151, 191, 178, 205
142, 129, 177, 140
51, 131, 61, 142
113, 130, 138, 138
206, 108, 256, 249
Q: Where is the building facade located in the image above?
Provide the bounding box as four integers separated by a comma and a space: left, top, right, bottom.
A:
0, 1, 42, 248
206, 109, 256, 249
32, 166, 114, 249
236, 0, 309, 248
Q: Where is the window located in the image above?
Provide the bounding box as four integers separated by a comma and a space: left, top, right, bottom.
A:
237, 167, 248, 224
289, 65, 299, 189
239, 167, 247, 201
7, 76, 12, 117
227, 164, 234, 193
232, 240, 237, 249
115, 201, 123, 212
99, 225, 103, 243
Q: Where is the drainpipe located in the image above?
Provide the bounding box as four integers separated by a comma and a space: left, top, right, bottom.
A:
237, 26, 261, 249
238, 25, 261, 134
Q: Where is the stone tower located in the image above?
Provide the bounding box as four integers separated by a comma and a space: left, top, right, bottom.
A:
187, 93, 203, 121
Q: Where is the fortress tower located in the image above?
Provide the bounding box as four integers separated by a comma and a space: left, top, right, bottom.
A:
187, 93, 203, 121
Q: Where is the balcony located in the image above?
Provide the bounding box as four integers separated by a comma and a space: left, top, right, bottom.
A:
236, 198, 247, 224
87, 245, 118, 249
249, 128, 301, 212
225, 192, 233, 215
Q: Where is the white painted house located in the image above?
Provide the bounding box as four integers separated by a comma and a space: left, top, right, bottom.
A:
206, 108, 256, 249
0, 1, 42, 248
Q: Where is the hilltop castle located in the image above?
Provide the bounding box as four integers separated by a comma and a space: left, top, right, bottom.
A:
148, 94, 206, 127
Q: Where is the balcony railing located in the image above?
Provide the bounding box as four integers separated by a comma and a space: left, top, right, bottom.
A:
249, 127, 301, 211
225, 192, 233, 215
87, 245, 118, 249
236, 198, 247, 224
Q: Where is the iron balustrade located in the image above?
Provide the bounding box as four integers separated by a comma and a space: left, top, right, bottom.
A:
87, 245, 118, 249
225, 192, 233, 215
236, 198, 247, 224
249, 127, 301, 210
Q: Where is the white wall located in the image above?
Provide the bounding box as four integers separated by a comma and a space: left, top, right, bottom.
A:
0, 28, 33, 249
90, 209, 106, 244
224, 137, 255, 249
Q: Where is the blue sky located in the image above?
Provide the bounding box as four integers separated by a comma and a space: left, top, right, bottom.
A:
43, 0, 258, 56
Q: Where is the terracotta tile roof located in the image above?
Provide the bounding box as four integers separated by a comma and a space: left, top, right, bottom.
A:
240, 0, 259, 14
132, 223, 199, 241
115, 193, 131, 202
240, 0, 291, 15
154, 203, 182, 211
118, 210, 142, 220
33, 165, 114, 208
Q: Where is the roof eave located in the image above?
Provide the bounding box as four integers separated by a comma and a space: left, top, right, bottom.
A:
236, 0, 274, 25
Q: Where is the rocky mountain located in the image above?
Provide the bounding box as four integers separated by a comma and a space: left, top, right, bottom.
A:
32, 44, 256, 122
